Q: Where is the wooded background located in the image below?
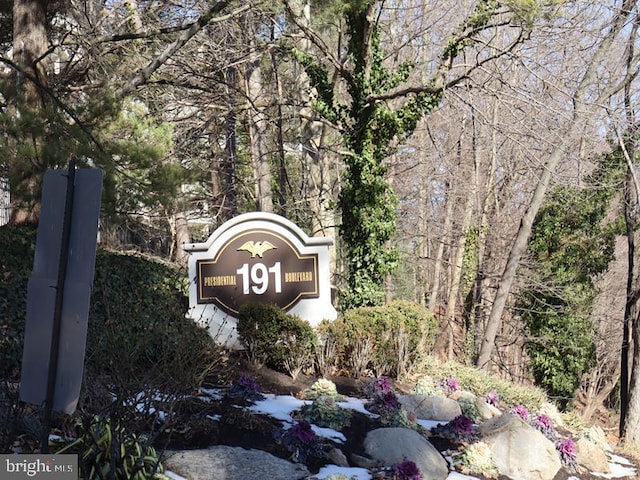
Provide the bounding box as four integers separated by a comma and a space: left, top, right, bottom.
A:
3, 0, 640, 442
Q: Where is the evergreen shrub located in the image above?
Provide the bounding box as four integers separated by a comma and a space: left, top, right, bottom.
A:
236, 302, 317, 377
0, 224, 36, 380
86, 250, 221, 402
317, 300, 438, 378
0, 225, 221, 403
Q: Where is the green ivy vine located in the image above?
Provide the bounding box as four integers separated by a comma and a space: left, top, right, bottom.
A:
292, 0, 508, 309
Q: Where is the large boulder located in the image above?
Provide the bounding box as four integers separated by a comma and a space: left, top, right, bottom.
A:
398, 394, 462, 421
163, 446, 310, 480
363, 427, 449, 480
575, 437, 610, 474
478, 414, 561, 480
450, 390, 502, 421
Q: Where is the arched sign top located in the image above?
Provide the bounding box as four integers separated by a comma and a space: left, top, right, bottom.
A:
184, 212, 337, 348
183, 212, 333, 253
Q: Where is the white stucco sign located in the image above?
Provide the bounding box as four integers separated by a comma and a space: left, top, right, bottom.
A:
183, 212, 337, 347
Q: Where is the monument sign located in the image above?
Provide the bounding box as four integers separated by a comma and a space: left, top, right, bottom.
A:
184, 212, 336, 347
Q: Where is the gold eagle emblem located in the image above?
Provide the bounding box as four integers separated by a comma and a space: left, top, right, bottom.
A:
237, 240, 277, 258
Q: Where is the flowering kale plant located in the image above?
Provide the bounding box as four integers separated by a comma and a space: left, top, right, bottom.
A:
392, 459, 423, 480
442, 376, 460, 394
485, 390, 499, 407
457, 397, 482, 423
531, 414, 556, 440
228, 374, 264, 401
431, 414, 477, 443
413, 376, 461, 397
454, 441, 500, 478
274, 420, 325, 463
365, 377, 394, 397
413, 377, 440, 396
508, 404, 530, 421
555, 437, 577, 471
301, 378, 344, 400
365, 378, 401, 416
299, 395, 351, 430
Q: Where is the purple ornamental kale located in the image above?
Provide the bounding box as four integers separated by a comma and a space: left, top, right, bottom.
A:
556, 437, 576, 457
370, 377, 393, 395
290, 420, 317, 445
393, 459, 423, 480
485, 390, 499, 407
365, 377, 402, 417
450, 414, 475, 436
509, 404, 530, 421
531, 414, 555, 437
443, 376, 460, 393
430, 414, 477, 443
555, 437, 577, 470
228, 373, 264, 401
274, 420, 324, 463
380, 391, 400, 410
368, 390, 401, 416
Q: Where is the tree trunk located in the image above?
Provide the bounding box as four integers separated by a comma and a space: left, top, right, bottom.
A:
290, 0, 339, 274
618, 3, 640, 439
621, 164, 636, 436
12, 0, 47, 106
216, 66, 239, 222
473, 98, 499, 359
476, 4, 633, 369
173, 209, 190, 268
246, 29, 273, 213
438, 122, 475, 360
9, 0, 48, 224
272, 46, 288, 216
427, 181, 453, 314
416, 183, 429, 306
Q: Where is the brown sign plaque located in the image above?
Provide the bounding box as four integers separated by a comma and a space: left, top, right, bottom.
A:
196, 229, 319, 315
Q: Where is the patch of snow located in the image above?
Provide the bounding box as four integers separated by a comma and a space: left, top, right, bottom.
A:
608, 454, 634, 466
337, 397, 375, 416
311, 425, 346, 443
592, 457, 637, 479
312, 465, 371, 479
249, 394, 308, 422
164, 471, 187, 480
446, 472, 481, 480
417, 418, 445, 430
196, 387, 224, 401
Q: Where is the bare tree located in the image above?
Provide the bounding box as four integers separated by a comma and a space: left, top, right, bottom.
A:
476, 1, 638, 369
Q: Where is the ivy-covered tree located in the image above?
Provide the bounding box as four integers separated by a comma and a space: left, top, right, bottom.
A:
520, 154, 625, 407
288, 0, 541, 308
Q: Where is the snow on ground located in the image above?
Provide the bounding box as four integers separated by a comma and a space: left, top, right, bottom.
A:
311, 464, 482, 480
592, 454, 637, 479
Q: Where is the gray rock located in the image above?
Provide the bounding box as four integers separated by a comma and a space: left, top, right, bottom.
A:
479, 414, 561, 480
163, 446, 310, 480
575, 437, 610, 474
474, 396, 502, 420
398, 394, 462, 421
364, 427, 448, 480
349, 453, 378, 469
326, 447, 349, 467
448, 390, 500, 420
